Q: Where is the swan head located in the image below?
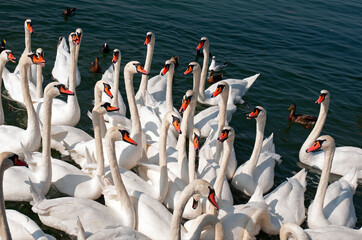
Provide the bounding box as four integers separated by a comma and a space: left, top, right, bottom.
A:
171, 114, 182, 134
179, 90, 194, 113
44, 82, 74, 98
94, 102, 119, 115
1, 152, 28, 170
306, 135, 335, 153
210, 81, 228, 98
315, 90, 329, 104
25, 19, 33, 34
75, 28, 83, 44
191, 179, 219, 210
246, 106, 266, 120
144, 32, 154, 46
125, 61, 148, 75
193, 128, 201, 151
112, 49, 120, 64
217, 126, 235, 143
119, 129, 138, 146
183, 62, 200, 75
196, 36, 209, 50
1, 50, 17, 63
160, 59, 174, 76
27, 51, 45, 66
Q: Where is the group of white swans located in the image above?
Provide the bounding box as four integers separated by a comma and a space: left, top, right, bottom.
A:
0, 19, 361, 240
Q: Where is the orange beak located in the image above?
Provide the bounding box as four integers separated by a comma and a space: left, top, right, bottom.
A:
172, 117, 182, 134
7, 52, 17, 63
217, 130, 229, 143
179, 97, 191, 114
161, 64, 169, 76
27, 22, 34, 34
183, 65, 193, 75
72, 34, 81, 45
211, 86, 222, 98
196, 40, 204, 50
144, 35, 151, 45
246, 109, 259, 119
208, 187, 219, 210
193, 134, 200, 151
13, 155, 28, 168
315, 94, 325, 104
105, 105, 119, 112
104, 84, 113, 98
137, 65, 149, 75
112, 52, 119, 64
306, 141, 322, 153
59, 85, 74, 95
31, 54, 46, 66
120, 130, 137, 146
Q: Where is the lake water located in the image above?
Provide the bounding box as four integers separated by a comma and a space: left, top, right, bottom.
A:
1, 0, 361, 239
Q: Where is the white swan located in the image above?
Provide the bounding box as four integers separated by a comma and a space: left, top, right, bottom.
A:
0, 52, 42, 156
3, 82, 73, 201
29, 128, 138, 237
231, 106, 281, 196
52, 35, 81, 87
306, 135, 357, 228
35, 48, 44, 99
0, 50, 17, 125
299, 90, 362, 178
208, 55, 227, 72
280, 222, 362, 240
33, 30, 82, 126
195, 36, 260, 105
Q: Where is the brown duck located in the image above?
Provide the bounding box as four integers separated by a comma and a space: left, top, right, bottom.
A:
288, 103, 317, 125
208, 70, 223, 84
90, 57, 102, 73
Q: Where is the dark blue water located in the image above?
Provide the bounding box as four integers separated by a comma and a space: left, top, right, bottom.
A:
1, 0, 361, 239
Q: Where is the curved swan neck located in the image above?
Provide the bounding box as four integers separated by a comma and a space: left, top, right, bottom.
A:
25, 27, 31, 54
214, 136, 233, 199
312, 143, 335, 218
166, 66, 175, 112
36, 64, 43, 98
0, 159, 11, 239
280, 223, 308, 240
112, 60, 121, 108
105, 129, 136, 229
124, 69, 141, 134
138, 39, 154, 99
0, 58, 7, 125
199, 44, 209, 101
188, 214, 224, 240
248, 115, 266, 168
92, 111, 104, 176
300, 98, 329, 160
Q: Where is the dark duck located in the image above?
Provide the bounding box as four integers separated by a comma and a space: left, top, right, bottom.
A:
288, 103, 317, 126
0, 37, 6, 53
101, 43, 110, 54
90, 57, 102, 73
62, 7, 76, 16
208, 70, 223, 84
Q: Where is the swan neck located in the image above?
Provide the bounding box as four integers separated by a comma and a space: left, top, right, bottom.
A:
166, 69, 174, 112
157, 118, 170, 202
0, 60, 6, 125
188, 137, 196, 184
248, 116, 266, 167
36, 64, 43, 99
199, 46, 209, 101
214, 138, 233, 199
112, 61, 121, 108
69, 43, 77, 93
94, 85, 102, 105
138, 43, 154, 97
25, 29, 31, 53
280, 223, 308, 240
92, 111, 104, 176
0, 161, 11, 239
214, 90, 229, 163
189, 214, 224, 240
105, 131, 136, 229
124, 70, 141, 134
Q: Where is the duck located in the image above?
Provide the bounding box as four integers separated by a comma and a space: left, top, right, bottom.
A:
62, 7, 76, 16
208, 55, 227, 72
0, 50, 17, 125
208, 69, 223, 84
299, 90, 362, 179
280, 222, 362, 240
231, 106, 281, 196
288, 103, 317, 126
101, 43, 110, 54
306, 135, 357, 228
195, 36, 260, 105
0, 37, 6, 53
171, 56, 179, 68
90, 57, 102, 73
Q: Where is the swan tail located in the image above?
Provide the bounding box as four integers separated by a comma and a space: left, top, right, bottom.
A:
28, 178, 45, 206
77, 217, 87, 240
87, 110, 93, 120
292, 168, 307, 188
245, 73, 260, 90
249, 184, 265, 203
280, 223, 308, 240
341, 167, 358, 192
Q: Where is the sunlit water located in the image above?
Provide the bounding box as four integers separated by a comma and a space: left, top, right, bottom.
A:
1, 0, 361, 239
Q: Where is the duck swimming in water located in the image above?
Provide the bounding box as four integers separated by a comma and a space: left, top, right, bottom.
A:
0, 37, 6, 53
208, 70, 223, 84
101, 43, 110, 54
62, 7, 76, 16
90, 57, 102, 73
288, 103, 317, 126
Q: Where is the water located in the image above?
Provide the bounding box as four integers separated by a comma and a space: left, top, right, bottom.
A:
1, 0, 361, 239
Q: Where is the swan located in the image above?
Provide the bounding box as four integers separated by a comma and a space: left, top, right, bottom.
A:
29, 128, 138, 237
231, 106, 281, 196
71, 61, 149, 170
33, 30, 82, 126
195, 36, 260, 105
0, 50, 17, 125
0, 152, 55, 240
306, 135, 357, 228
50, 79, 112, 156
208, 55, 227, 72
0, 52, 43, 156
3, 82, 74, 201
299, 90, 362, 178
51, 35, 81, 87
280, 222, 362, 240
35, 48, 44, 99
196, 81, 237, 180
101, 49, 127, 116
76, 217, 150, 240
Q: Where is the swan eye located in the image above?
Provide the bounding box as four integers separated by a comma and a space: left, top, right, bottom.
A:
179, 96, 191, 113
144, 35, 152, 45
27, 22, 34, 33
218, 129, 230, 142
315, 93, 327, 104
120, 130, 138, 146
196, 39, 206, 50
161, 64, 170, 76
193, 134, 200, 151
172, 116, 182, 134
103, 83, 113, 98
307, 139, 325, 153
7, 52, 17, 63
247, 108, 261, 119
112, 52, 119, 63
210, 84, 225, 98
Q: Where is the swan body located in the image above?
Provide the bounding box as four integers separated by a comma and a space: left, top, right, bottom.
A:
208, 55, 227, 72
306, 135, 357, 229
299, 90, 362, 179
51, 36, 81, 87
231, 106, 281, 196
195, 36, 259, 105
